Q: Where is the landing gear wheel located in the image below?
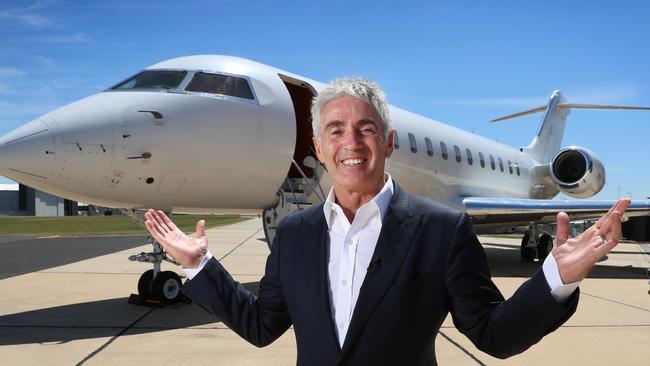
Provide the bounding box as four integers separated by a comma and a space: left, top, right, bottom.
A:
152, 271, 182, 304
520, 233, 536, 263
537, 234, 553, 262
137, 269, 154, 297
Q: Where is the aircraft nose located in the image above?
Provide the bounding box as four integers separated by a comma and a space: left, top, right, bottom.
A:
0, 119, 55, 180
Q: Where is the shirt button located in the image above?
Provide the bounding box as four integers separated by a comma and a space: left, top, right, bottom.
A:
342, 280, 348, 287
338, 322, 345, 329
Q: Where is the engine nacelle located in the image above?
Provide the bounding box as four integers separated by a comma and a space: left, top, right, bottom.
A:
549, 146, 605, 198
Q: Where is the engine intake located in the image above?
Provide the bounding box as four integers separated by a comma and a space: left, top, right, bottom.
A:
550, 146, 605, 198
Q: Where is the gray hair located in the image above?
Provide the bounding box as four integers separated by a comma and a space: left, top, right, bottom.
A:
311, 77, 392, 141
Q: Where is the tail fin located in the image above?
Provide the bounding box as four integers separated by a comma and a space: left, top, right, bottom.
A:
522, 91, 568, 163
490, 91, 650, 163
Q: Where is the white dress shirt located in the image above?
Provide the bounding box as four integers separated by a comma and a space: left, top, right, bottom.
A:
322, 174, 394, 345
185, 176, 579, 347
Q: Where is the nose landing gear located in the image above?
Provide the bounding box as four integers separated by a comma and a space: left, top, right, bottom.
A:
128, 238, 187, 305
123, 209, 188, 306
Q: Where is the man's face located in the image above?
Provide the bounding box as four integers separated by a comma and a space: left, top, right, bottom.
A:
313, 95, 394, 196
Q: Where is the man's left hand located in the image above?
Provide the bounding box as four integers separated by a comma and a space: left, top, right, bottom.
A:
552, 199, 631, 284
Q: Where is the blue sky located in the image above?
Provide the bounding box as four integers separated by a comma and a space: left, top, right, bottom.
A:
0, 0, 648, 200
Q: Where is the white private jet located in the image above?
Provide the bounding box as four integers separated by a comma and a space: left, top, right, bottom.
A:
1, 55, 649, 303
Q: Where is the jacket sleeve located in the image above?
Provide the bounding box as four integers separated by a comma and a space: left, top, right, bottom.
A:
445, 213, 579, 359
181, 222, 292, 347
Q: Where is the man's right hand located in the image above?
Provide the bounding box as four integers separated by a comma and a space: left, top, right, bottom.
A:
144, 209, 208, 268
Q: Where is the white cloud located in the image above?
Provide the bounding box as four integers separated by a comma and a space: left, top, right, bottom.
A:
0, 2, 58, 28
431, 96, 549, 108
431, 83, 643, 108
0, 98, 60, 122
34, 32, 93, 43
0, 67, 26, 78
568, 84, 642, 104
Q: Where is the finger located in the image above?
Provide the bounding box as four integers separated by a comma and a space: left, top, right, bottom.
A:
555, 212, 570, 245
595, 199, 630, 228
616, 198, 631, 215
598, 208, 623, 239
145, 219, 166, 244
152, 210, 172, 232
607, 211, 623, 241
196, 220, 206, 238
157, 210, 179, 232
594, 236, 618, 259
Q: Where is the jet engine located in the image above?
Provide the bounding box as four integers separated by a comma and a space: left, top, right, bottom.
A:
549, 146, 605, 198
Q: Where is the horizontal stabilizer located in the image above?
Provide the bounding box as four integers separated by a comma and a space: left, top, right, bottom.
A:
491, 103, 650, 123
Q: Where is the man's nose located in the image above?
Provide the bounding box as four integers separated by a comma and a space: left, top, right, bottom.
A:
342, 130, 363, 149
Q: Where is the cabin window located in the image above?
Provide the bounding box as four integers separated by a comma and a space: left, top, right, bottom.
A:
489, 155, 496, 170
508, 160, 513, 174
498, 157, 504, 172
466, 148, 473, 165
440, 142, 448, 160
479, 152, 485, 168
111, 70, 187, 91
394, 131, 400, 149
515, 162, 521, 176
185, 72, 254, 100
425, 137, 434, 156
454, 145, 461, 163
408, 133, 417, 153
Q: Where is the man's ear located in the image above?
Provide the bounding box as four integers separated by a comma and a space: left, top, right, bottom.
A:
385, 129, 395, 158
313, 136, 325, 163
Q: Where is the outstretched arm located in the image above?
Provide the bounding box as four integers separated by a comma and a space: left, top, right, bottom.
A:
143, 209, 291, 347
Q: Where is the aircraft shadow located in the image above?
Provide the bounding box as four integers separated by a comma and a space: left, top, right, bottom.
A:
483, 245, 649, 279
0, 235, 149, 280
0, 281, 260, 346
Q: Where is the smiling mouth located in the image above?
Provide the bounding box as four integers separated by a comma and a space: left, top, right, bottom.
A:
341, 158, 366, 166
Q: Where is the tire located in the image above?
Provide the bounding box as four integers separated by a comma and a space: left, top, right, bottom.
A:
520, 233, 536, 263
152, 271, 182, 304
537, 233, 554, 261
137, 269, 154, 297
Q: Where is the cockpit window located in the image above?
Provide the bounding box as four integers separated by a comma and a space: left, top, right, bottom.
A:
111, 70, 187, 90
185, 72, 254, 100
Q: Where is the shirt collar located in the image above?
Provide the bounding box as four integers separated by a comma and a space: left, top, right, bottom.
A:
323, 173, 394, 229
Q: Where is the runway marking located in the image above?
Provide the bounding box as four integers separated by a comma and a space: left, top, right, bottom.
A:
492, 267, 650, 312
75, 308, 155, 366
438, 330, 486, 365
217, 228, 264, 261
581, 292, 649, 312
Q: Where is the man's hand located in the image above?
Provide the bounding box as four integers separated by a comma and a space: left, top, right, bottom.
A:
144, 209, 208, 268
552, 199, 631, 284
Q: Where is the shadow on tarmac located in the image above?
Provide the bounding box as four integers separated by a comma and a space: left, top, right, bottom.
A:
0, 235, 149, 280
482, 245, 648, 279
0, 281, 261, 346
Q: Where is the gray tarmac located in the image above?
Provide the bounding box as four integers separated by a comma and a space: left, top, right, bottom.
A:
0, 218, 648, 365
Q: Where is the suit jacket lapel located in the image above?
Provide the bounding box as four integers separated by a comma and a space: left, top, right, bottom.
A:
340, 181, 421, 358
301, 207, 340, 350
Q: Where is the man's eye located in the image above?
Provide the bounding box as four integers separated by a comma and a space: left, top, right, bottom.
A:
361, 128, 376, 135
330, 129, 342, 136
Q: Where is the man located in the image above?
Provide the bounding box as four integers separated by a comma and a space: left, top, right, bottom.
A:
144, 78, 629, 365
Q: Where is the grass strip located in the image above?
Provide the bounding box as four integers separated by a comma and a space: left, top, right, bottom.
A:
0, 215, 247, 236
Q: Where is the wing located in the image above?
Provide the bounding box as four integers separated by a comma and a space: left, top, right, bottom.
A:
463, 197, 650, 234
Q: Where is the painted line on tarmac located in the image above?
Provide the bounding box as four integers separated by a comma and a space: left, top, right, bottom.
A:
217, 228, 264, 262
75, 308, 155, 366
438, 330, 486, 365
494, 267, 650, 313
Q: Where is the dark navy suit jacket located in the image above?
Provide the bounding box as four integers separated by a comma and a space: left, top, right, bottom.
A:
183, 181, 578, 365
